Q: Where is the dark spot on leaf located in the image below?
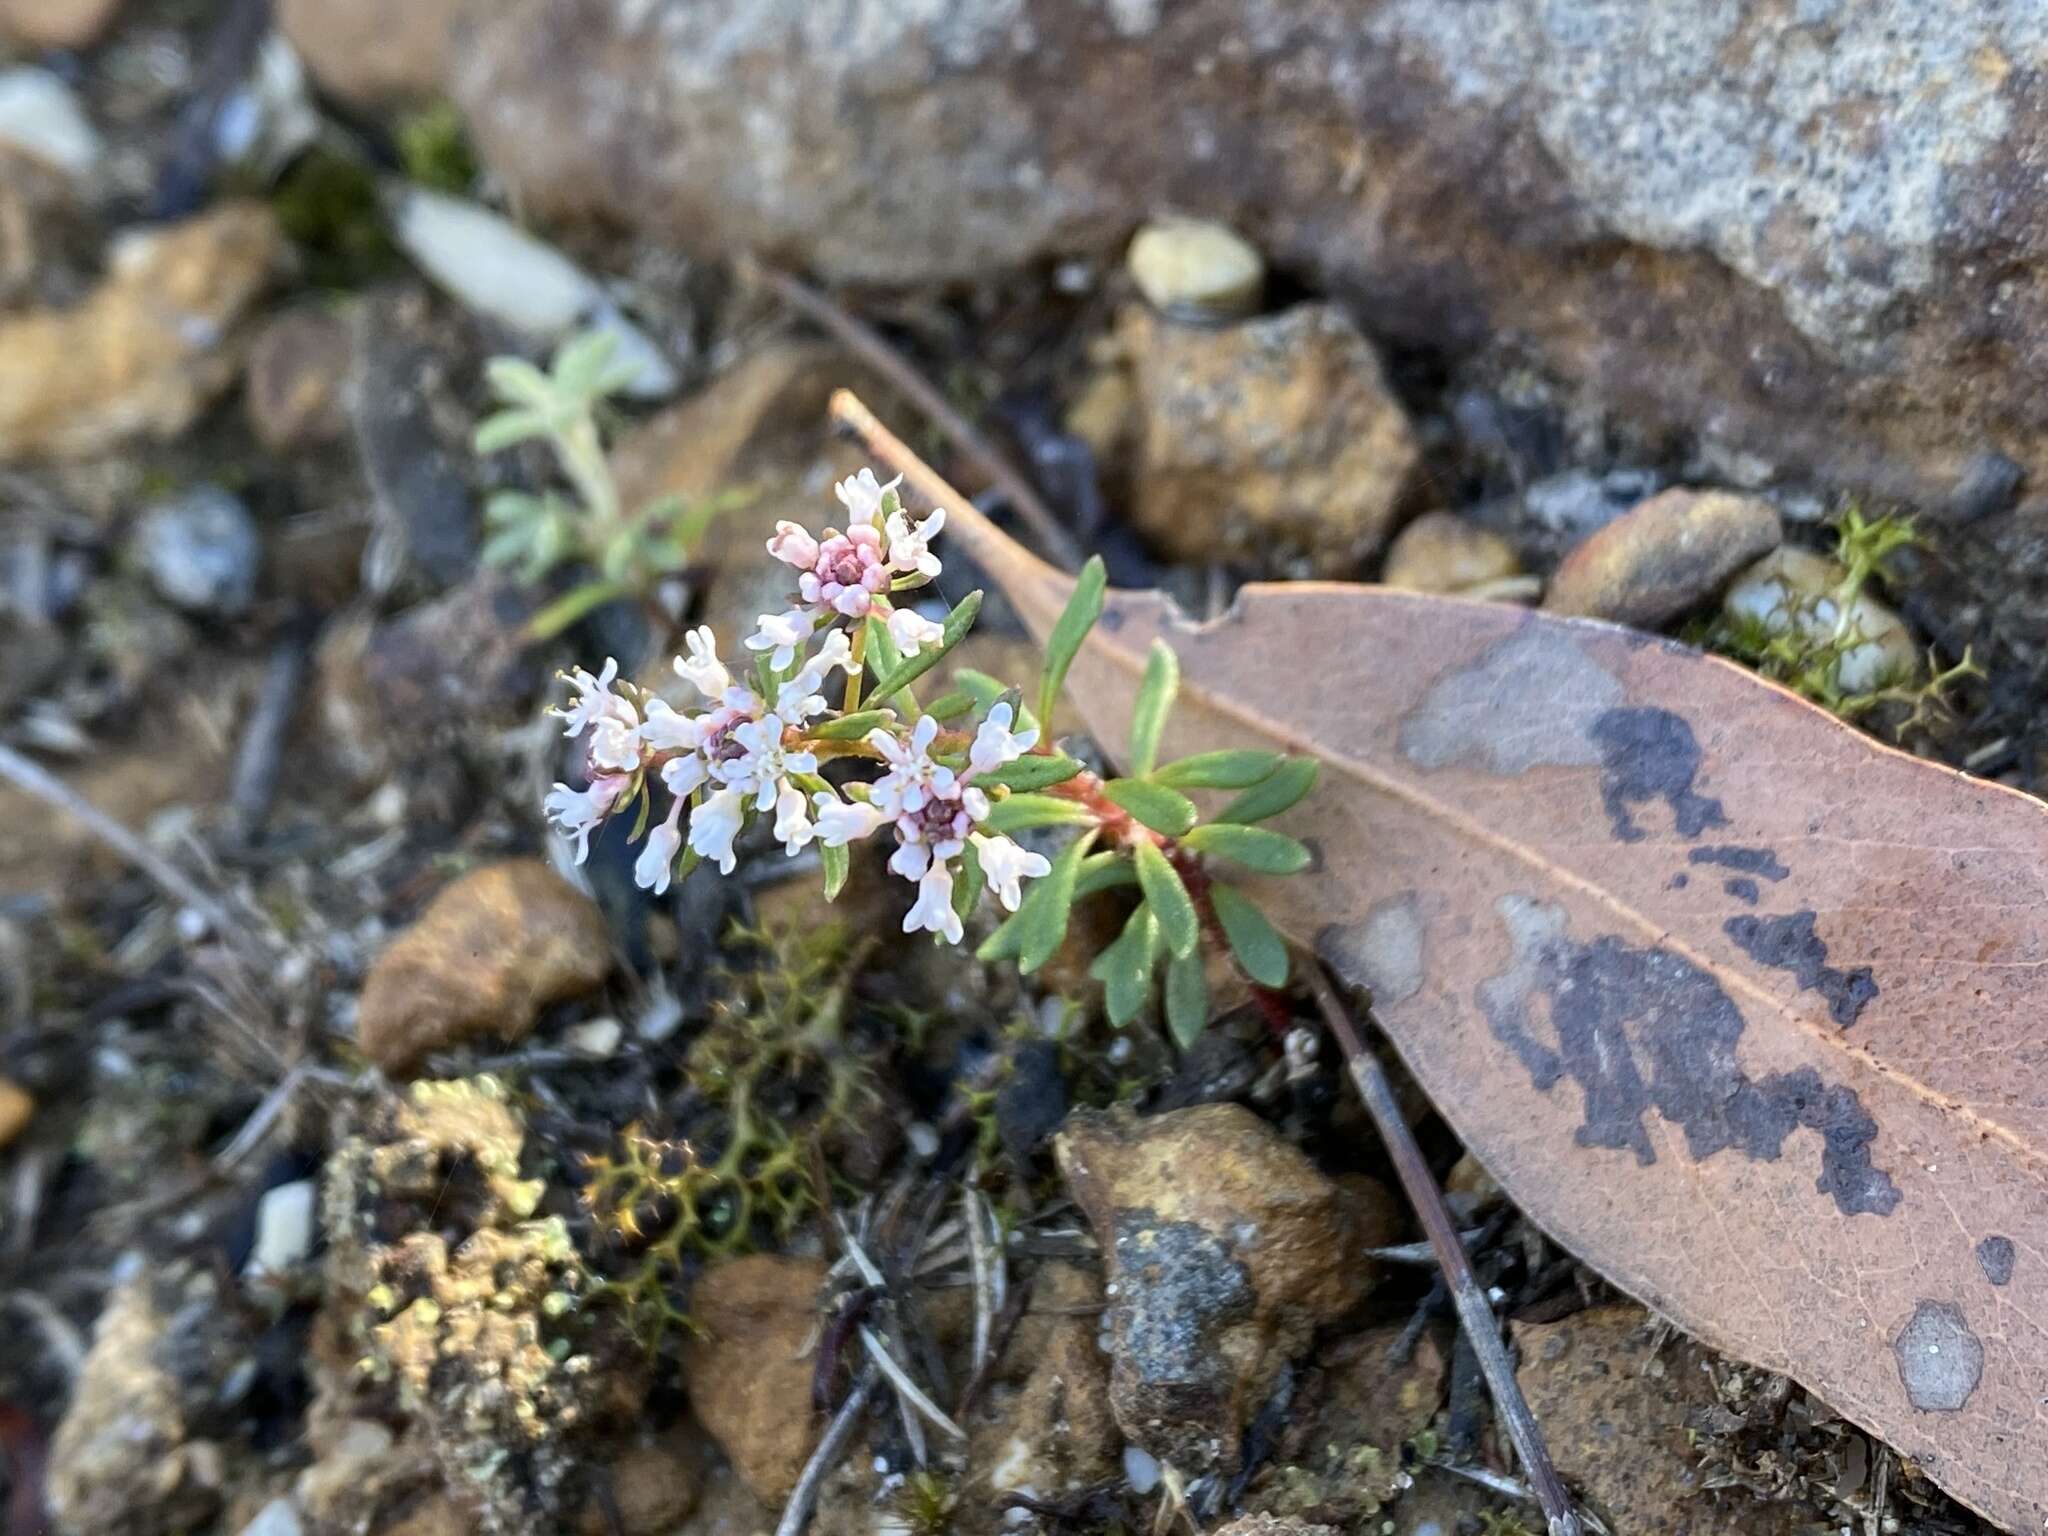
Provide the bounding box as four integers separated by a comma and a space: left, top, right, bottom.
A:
1892, 1301, 1983, 1412
1589, 707, 1728, 843
1977, 1235, 2016, 1287
1724, 911, 1879, 1028
1099, 608, 1125, 631
1689, 844, 1790, 880
1479, 896, 1899, 1218
1668, 872, 1689, 890
1725, 877, 1760, 904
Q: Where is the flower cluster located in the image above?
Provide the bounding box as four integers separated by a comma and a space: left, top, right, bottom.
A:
544, 470, 1049, 941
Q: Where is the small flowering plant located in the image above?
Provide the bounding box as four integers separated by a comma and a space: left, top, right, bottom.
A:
544, 469, 1318, 1043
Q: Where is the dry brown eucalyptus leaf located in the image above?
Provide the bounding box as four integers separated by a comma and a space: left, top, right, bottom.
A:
910, 433, 2048, 1534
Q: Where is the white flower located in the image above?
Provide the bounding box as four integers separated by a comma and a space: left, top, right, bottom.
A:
634, 697, 703, 754
544, 775, 628, 863
771, 779, 815, 855
555, 658, 629, 737
970, 831, 1050, 911
886, 604, 946, 657
744, 607, 817, 672
885, 503, 945, 581
812, 792, 890, 847
968, 702, 1038, 776
689, 785, 746, 874
661, 750, 710, 799
834, 467, 900, 527
635, 802, 685, 894
903, 863, 963, 944
674, 627, 731, 701
868, 715, 954, 816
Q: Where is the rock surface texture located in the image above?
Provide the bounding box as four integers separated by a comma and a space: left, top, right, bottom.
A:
326, 0, 2048, 513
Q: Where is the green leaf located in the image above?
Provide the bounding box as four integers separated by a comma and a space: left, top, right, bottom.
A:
956, 671, 1040, 736
866, 591, 983, 705
979, 793, 1098, 834
480, 527, 532, 569
820, 840, 850, 901
810, 709, 897, 741
1151, 749, 1286, 791
1134, 840, 1198, 959
1165, 950, 1210, 1047
1036, 555, 1106, 733
952, 839, 985, 923
1127, 639, 1179, 778
483, 489, 545, 526
1182, 823, 1312, 875
986, 753, 1084, 792
483, 356, 554, 409
1217, 756, 1320, 824
1102, 779, 1198, 837
1014, 830, 1097, 974
473, 408, 549, 455
550, 329, 624, 400
925, 691, 976, 722
978, 907, 1026, 963
1073, 850, 1139, 900
525, 578, 627, 641
1210, 883, 1289, 987
1090, 903, 1163, 1027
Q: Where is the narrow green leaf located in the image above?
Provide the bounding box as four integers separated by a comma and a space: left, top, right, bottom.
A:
482, 356, 553, 409
1036, 554, 1107, 733
952, 839, 985, 923
866, 591, 983, 705
986, 753, 1084, 792
820, 841, 850, 901
1134, 840, 1198, 959
979, 793, 1098, 834
1127, 639, 1179, 778
1090, 903, 1162, 1027
473, 408, 549, 455
957, 670, 1040, 736
524, 578, 628, 640
1183, 822, 1312, 875
810, 709, 896, 741
1102, 778, 1198, 837
860, 615, 911, 718
1210, 883, 1289, 987
925, 691, 976, 722
1151, 749, 1286, 790
978, 907, 1026, 963
1016, 830, 1097, 974
1072, 850, 1139, 900
1217, 756, 1320, 824
551, 329, 624, 399
1165, 950, 1210, 1047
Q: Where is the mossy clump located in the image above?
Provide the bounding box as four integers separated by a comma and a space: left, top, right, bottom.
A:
268, 146, 401, 290
1249, 1440, 1412, 1527
394, 101, 479, 194
579, 922, 890, 1344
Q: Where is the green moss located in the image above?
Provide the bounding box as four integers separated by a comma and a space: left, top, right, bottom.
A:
394, 101, 479, 194
270, 147, 401, 290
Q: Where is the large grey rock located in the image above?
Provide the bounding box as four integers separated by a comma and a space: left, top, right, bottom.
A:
394, 0, 2048, 516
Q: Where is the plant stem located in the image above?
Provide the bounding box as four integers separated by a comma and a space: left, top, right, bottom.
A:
1303, 961, 1582, 1536
845, 622, 868, 714
751, 261, 1083, 571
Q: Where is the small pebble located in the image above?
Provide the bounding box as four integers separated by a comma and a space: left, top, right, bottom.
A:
1126, 217, 1265, 322
907, 1121, 940, 1159
565, 1017, 623, 1058
1524, 467, 1663, 538
1123, 1445, 1162, 1494
1381, 510, 1521, 595
244, 1178, 316, 1277
1723, 545, 1919, 693
1545, 488, 1781, 628
133, 486, 261, 618
0, 66, 102, 179
0, 1075, 33, 1148
238, 1497, 303, 1536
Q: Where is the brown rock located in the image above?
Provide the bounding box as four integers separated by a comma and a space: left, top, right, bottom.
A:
1381, 511, 1522, 595
245, 304, 354, 453
0, 0, 121, 48
0, 1075, 32, 1148
277, 0, 462, 106
355, 860, 611, 1074
0, 204, 286, 462
1513, 1303, 1809, 1536
682, 1254, 826, 1506
1214, 1517, 1336, 1536
583, 1426, 703, 1536
972, 1263, 1118, 1500
1127, 217, 1265, 322
1121, 303, 1419, 574
1055, 1104, 1371, 1472
1544, 489, 1782, 627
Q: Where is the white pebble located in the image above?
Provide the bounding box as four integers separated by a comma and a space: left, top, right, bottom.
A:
244, 1178, 317, 1278
239, 1498, 303, 1536
907, 1121, 940, 1159
1122, 1445, 1162, 1494
0, 68, 102, 179
565, 1017, 623, 1058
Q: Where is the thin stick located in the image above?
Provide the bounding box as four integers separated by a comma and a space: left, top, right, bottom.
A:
751, 261, 1083, 571
223, 624, 311, 846
775, 1366, 877, 1536
0, 741, 237, 937
1304, 961, 1582, 1536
